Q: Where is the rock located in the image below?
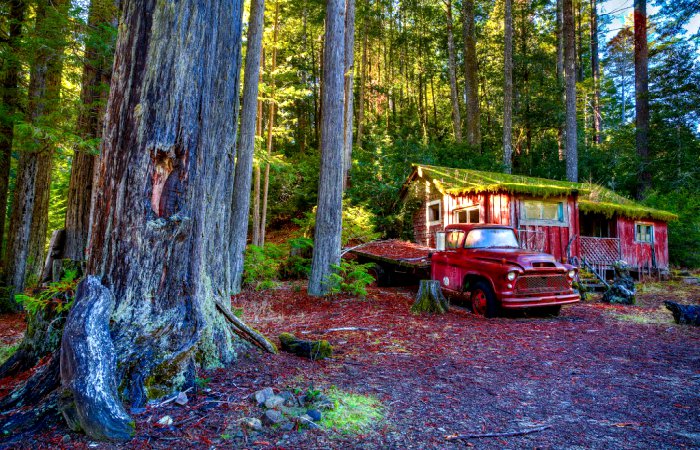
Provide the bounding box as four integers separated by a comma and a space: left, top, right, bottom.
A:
280, 421, 295, 432
157, 415, 173, 426
253, 387, 275, 405
265, 395, 285, 410
241, 417, 263, 431
314, 394, 335, 410
263, 409, 285, 425
601, 261, 636, 305
174, 391, 188, 406
306, 409, 322, 421
664, 301, 700, 326
296, 395, 307, 406
296, 414, 321, 429
279, 391, 297, 407
62, 435, 71, 444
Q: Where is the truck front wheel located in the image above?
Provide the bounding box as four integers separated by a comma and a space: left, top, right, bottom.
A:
470, 281, 498, 318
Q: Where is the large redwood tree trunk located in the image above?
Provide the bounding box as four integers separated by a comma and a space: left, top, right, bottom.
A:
59, 0, 244, 440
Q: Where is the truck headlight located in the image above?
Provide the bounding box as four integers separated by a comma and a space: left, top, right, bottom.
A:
507, 271, 517, 281
567, 269, 576, 279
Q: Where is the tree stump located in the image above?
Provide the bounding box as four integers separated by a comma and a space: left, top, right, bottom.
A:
411, 280, 449, 314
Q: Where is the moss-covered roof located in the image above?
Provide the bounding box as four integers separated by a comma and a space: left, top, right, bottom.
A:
408, 164, 677, 222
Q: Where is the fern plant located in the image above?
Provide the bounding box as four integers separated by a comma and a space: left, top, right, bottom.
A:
15, 268, 80, 314
323, 260, 375, 297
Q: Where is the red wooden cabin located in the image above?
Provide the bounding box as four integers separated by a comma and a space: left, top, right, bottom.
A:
401, 165, 676, 278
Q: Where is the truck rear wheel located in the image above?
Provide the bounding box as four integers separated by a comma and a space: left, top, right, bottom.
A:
470, 281, 498, 318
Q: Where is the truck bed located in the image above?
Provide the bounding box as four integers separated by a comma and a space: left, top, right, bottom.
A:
349, 240, 433, 269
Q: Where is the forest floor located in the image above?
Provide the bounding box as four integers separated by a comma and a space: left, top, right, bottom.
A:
2, 280, 699, 449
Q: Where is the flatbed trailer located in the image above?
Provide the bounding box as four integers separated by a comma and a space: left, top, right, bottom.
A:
347, 240, 432, 286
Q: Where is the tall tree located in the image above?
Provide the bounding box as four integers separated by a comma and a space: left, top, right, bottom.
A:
503, 0, 513, 173
634, 0, 650, 198
355, 20, 367, 146
342, 0, 356, 186
63, 0, 119, 261
590, 0, 601, 144
60, 0, 245, 439
5, 0, 69, 298
444, 0, 462, 143
0, 0, 27, 263
563, 0, 578, 181
231, 0, 266, 294
462, 0, 480, 147
308, 0, 345, 296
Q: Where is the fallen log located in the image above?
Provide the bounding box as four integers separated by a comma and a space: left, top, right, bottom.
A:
664, 301, 700, 326
215, 300, 277, 354
279, 332, 332, 360
445, 424, 551, 440
411, 280, 449, 314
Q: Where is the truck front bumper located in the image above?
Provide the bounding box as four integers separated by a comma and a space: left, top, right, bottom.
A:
500, 292, 580, 309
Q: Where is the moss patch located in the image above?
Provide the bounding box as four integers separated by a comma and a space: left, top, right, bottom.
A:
0, 343, 18, 365
319, 388, 384, 435
609, 307, 675, 325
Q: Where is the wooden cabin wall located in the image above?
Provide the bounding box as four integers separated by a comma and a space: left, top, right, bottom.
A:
411, 181, 444, 247
617, 218, 669, 270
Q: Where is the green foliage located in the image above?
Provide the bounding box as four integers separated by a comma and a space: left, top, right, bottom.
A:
644, 189, 700, 268
14, 268, 79, 315
294, 199, 381, 246
0, 343, 19, 366
280, 237, 314, 279
322, 260, 375, 297
319, 388, 384, 435
243, 244, 285, 290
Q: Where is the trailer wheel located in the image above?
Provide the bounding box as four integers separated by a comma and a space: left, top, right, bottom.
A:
470, 281, 498, 318
367, 264, 388, 287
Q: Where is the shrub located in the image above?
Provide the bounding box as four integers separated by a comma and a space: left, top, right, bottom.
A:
293, 199, 381, 246
280, 237, 314, 279
323, 260, 375, 297
243, 244, 285, 290
15, 267, 79, 314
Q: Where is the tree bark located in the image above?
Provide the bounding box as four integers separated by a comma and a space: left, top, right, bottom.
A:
260, 2, 279, 246
411, 280, 449, 314
4, 0, 69, 300
63, 0, 119, 261
60, 0, 245, 439
556, 0, 563, 81
462, 0, 480, 147
590, 0, 601, 144
252, 63, 264, 248
230, 0, 266, 294
445, 0, 462, 143
564, 0, 578, 181
342, 0, 356, 188
634, 0, 650, 199
355, 21, 367, 147
0, 0, 27, 263
503, 0, 513, 174
308, 0, 345, 296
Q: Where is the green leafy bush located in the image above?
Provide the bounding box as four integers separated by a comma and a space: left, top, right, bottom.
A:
15, 268, 79, 314
293, 199, 381, 246
280, 237, 314, 279
243, 244, 285, 290
323, 260, 375, 297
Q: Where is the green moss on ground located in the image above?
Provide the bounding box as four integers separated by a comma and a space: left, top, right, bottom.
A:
319, 388, 384, 435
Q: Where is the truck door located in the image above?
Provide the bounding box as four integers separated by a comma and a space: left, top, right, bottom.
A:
440, 230, 464, 291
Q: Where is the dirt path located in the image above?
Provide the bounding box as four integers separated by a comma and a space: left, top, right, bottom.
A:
4, 282, 700, 449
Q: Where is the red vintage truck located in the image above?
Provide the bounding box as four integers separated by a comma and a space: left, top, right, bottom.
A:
350, 224, 580, 317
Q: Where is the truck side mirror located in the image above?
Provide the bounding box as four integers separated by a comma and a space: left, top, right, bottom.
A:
435, 231, 446, 251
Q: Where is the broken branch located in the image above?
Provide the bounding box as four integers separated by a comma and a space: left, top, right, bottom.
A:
445, 424, 551, 440
215, 299, 277, 354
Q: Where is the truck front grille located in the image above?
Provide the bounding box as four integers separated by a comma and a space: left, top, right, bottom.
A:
514, 274, 570, 295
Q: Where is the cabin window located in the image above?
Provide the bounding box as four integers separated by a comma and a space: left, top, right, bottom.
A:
521, 200, 565, 224
446, 231, 465, 249
454, 206, 480, 224
427, 200, 442, 225
635, 223, 653, 243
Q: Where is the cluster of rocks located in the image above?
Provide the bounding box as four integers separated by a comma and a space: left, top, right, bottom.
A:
602, 261, 636, 305
239, 387, 335, 433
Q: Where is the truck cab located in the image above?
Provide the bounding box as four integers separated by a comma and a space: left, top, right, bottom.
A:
431, 224, 580, 317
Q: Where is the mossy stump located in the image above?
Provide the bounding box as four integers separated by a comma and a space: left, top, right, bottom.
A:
411, 280, 449, 314
279, 333, 332, 360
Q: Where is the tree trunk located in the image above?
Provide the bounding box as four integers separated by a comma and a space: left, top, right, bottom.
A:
59, 0, 245, 439
260, 2, 279, 247
462, 0, 480, 147
564, 0, 578, 181
411, 280, 448, 314
4, 0, 69, 300
445, 0, 462, 143
252, 67, 264, 248
590, 0, 601, 144
355, 21, 367, 147
0, 0, 27, 263
634, 0, 650, 199
556, 0, 563, 81
64, 0, 119, 261
342, 0, 356, 189
230, 0, 266, 294
503, 0, 513, 174
308, 0, 345, 296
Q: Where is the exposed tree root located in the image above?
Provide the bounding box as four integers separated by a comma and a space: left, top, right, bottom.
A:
411, 280, 449, 314
215, 299, 277, 354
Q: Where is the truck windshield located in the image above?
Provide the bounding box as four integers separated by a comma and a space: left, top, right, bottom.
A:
464, 228, 519, 249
